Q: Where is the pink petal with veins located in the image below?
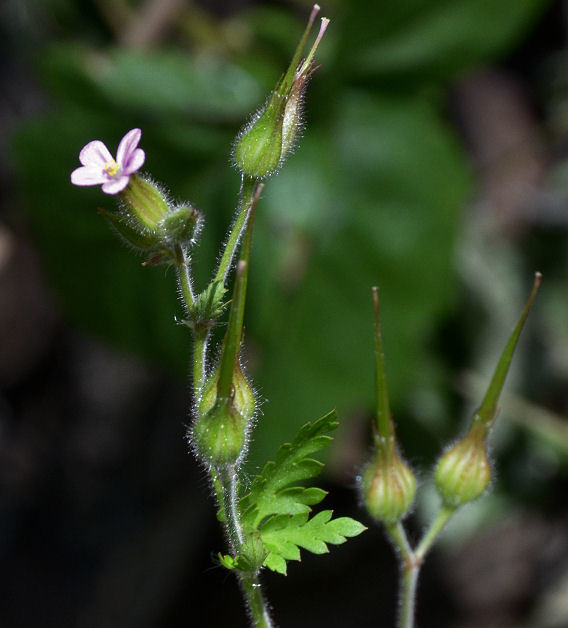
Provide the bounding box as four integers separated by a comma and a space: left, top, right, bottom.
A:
117, 129, 142, 168
102, 176, 130, 195
79, 140, 113, 168
123, 148, 145, 175
71, 166, 108, 186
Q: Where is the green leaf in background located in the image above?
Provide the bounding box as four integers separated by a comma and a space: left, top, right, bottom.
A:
42, 44, 263, 119
336, 0, 550, 86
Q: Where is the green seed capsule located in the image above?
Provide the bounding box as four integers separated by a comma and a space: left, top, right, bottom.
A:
232, 8, 329, 179
234, 93, 286, 179
193, 361, 256, 467
192, 399, 248, 467
435, 426, 491, 508
360, 436, 416, 525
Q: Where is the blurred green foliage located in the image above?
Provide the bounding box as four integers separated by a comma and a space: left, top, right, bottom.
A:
13, 0, 549, 466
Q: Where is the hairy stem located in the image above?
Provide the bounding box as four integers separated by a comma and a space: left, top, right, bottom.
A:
206, 180, 270, 627
240, 573, 274, 628
215, 466, 274, 627
174, 243, 195, 307
385, 506, 456, 628
218, 465, 244, 549
414, 505, 455, 561
214, 175, 259, 285
216, 182, 262, 401
399, 560, 419, 628
385, 521, 412, 563
385, 522, 416, 628
192, 329, 207, 395
174, 244, 207, 394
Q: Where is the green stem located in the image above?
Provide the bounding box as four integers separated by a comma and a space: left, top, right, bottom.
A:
240, 573, 274, 628
209, 180, 270, 627
385, 523, 415, 628
192, 329, 207, 395
385, 521, 412, 563
214, 176, 258, 285
218, 465, 244, 549
385, 507, 456, 628
216, 182, 263, 400
399, 560, 419, 628
215, 466, 274, 627
175, 244, 206, 395
174, 243, 195, 308
216, 260, 248, 400
415, 505, 456, 561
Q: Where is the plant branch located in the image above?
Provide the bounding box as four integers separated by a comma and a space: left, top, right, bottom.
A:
174, 243, 195, 308
240, 573, 274, 628
384, 506, 456, 628
216, 183, 262, 400
214, 175, 259, 285
214, 464, 274, 627
385, 522, 416, 628
415, 505, 456, 561
219, 465, 244, 549
209, 180, 270, 627
192, 329, 207, 395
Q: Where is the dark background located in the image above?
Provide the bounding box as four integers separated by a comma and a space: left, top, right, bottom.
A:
1, 0, 568, 626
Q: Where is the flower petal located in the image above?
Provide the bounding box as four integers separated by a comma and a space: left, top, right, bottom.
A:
79, 140, 113, 168
71, 166, 108, 186
102, 175, 130, 195
117, 129, 142, 169
122, 148, 145, 175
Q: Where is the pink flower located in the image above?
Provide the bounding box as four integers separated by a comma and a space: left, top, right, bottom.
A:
71, 128, 145, 195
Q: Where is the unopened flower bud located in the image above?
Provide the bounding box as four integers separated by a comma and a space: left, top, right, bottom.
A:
120, 175, 170, 231
435, 425, 491, 508
360, 436, 416, 525
158, 204, 202, 245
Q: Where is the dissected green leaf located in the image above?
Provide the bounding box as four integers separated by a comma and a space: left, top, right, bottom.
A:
260, 510, 366, 575
239, 410, 365, 574
240, 410, 338, 529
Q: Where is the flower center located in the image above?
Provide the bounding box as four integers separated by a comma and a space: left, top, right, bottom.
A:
104, 159, 121, 177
